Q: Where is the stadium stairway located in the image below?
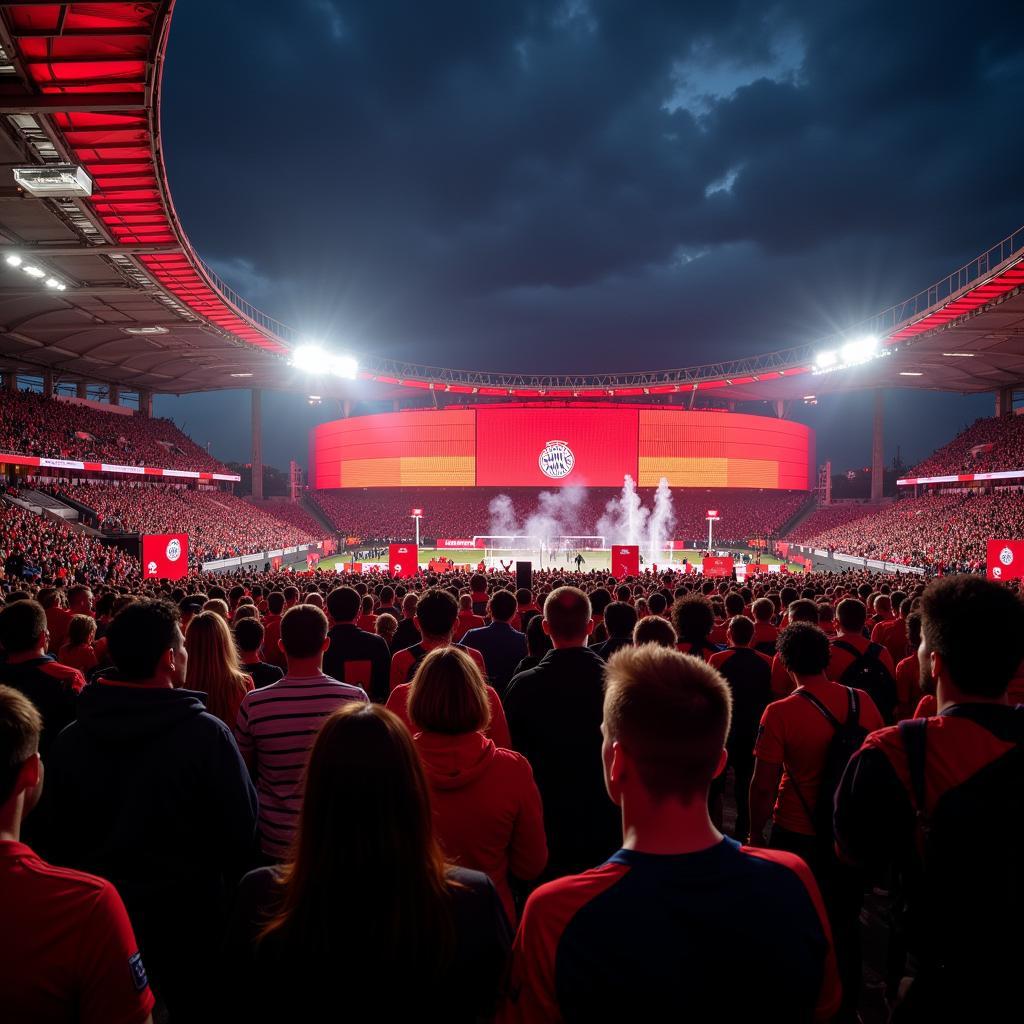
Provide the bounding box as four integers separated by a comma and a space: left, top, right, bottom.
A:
1, 493, 105, 538
300, 494, 339, 538
775, 493, 818, 539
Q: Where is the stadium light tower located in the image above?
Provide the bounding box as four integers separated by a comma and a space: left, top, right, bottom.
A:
410, 507, 423, 547
706, 508, 720, 552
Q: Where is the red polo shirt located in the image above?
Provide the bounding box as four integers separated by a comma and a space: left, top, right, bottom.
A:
0, 841, 154, 1024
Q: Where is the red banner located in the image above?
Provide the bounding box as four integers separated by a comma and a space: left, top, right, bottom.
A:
777, 542, 790, 557
702, 556, 734, 578
745, 562, 767, 575
987, 539, 1024, 581
612, 545, 640, 577
437, 538, 483, 548
141, 534, 188, 581
307, 552, 320, 570
389, 543, 419, 578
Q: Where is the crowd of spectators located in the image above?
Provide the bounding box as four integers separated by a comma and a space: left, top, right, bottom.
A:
57, 484, 321, 562
785, 503, 886, 544
311, 486, 811, 545
1, 563, 1020, 1021
0, 391, 228, 472
1, 499, 134, 585
245, 499, 325, 537
908, 412, 1024, 477
799, 491, 1024, 572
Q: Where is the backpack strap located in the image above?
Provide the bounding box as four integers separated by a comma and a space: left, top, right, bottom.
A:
898, 716, 928, 816
830, 639, 860, 659
795, 688, 842, 729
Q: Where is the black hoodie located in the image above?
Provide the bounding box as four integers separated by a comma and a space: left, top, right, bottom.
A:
34, 677, 259, 1011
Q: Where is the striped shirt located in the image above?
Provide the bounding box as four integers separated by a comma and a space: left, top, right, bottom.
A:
235, 671, 368, 858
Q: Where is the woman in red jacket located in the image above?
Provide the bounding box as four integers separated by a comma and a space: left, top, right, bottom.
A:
409, 647, 547, 924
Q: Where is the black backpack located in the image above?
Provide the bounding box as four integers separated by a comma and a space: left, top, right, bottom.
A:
792, 687, 869, 856
832, 639, 897, 722
897, 708, 1024, 993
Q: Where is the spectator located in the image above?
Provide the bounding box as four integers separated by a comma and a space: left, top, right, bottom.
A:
836, 576, 1024, 1020
503, 644, 840, 1022
57, 613, 98, 675
708, 615, 773, 840
392, 592, 421, 652
375, 612, 398, 651
872, 595, 912, 665
750, 597, 779, 655
672, 595, 722, 660
409, 646, 546, 923
233, 618, 285, 690
452, 593, 485, 642
185, 611, 254, 728
224, 703, 511, 1022
356, 593, 377, 632
505, 587, 619, 878
632, 614, 677, 648
34, 599, 258, 1016
386, 590, 510, 748
235, 604, 368, 861
262, 591, 286, 670
893, 611, 923, 722
322, 586, 391, 703
769, 599, 821, 698
590, 600, 637, 660
462, 589, 528, 698
749, 622, 884, 1019
509, 614, 553, 677
0, 599, 84, 759
0, 685, 156, 1024
829, 599, 897, 722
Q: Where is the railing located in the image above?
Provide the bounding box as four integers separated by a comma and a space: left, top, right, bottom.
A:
196, 224, 1024, 391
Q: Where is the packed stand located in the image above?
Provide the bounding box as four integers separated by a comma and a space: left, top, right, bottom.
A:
908, 412, 1024, 477
2, 558, 1020, 1021
785, 502, 886, 544
311, 486, 810, 545
245, 499, 326, 538
0, 390, 228, 472
800, 491, 1024, 572
62, 484, 319, 561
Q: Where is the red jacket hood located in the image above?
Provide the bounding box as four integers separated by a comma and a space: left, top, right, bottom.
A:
415, 730, 495, 791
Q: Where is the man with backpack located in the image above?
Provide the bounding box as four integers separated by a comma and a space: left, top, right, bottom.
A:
828, 598, 897, 722
835, 575, 1024, 1021
749, 622, 884, 1021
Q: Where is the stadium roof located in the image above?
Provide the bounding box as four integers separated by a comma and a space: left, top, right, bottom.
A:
0, 3, 1023, 406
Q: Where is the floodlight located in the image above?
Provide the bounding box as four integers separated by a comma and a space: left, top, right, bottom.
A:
123, 326, 169, 335
329, 354, 358, 379
22, 265, 45, 278
13, 164, 93, 197
815, 350, 837, 369
44, 277, 60, 289
291, 344, 326, 373
840, 335, 879, 365
5, 254, 22, 267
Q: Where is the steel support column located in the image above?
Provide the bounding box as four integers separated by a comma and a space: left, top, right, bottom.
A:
76, 381, 88, 400
251, 389, 263, 501
871, 391, 884, 502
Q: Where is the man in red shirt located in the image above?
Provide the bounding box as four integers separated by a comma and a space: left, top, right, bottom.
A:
261, 591, 286, 669
871, 595, 912, 665
0, 684, 154, 1024
769, 599, 821, 698
828, 598, 897, 722
453, 593, 485, 641
749, 622, 884, 1019
750, 597, 778, 655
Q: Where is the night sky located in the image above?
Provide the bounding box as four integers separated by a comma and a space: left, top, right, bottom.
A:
154, 0, 1024, 472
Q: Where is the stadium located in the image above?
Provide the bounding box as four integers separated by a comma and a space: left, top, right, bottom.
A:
1, 4, 1022, 1023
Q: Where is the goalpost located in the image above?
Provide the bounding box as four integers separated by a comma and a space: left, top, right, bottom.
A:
472, 536, 542, 566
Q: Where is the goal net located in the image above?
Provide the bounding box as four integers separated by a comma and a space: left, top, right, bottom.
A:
556, 535, 606, 551
473, 536, 542, 561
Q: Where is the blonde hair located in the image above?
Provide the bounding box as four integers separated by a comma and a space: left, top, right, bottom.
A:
407, 646, 491, 735
203, 598, 230, 621
185, 611, 251, 724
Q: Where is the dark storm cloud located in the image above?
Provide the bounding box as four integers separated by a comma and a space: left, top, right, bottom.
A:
157, 0, 1019, 465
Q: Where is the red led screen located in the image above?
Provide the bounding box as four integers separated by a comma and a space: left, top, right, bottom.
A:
311, 406, 813, 490
476, 407, 640, 487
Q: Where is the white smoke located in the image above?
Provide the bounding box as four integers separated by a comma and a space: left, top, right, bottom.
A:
524, 486, 587, 549
487, 493, 520, 537
597, 474, 650, 547
648, 477, 676, 563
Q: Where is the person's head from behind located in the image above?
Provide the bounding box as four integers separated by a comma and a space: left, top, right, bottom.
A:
543, 587, 592, 647
724, 592, 745, 618
267, 591, 285, 616
375, 613, 398, 643
106, 599, 186, 686
751, 597, 774, 623
0, 685, 43, 827
604, 600, 638, 640
234, 617, 265, 659
0, 600, 48, 657
326, 586, 360, 625
283, 586, 300, 607
67, 584, 93, 615
726, 614, 755, 648
414, 589, 459, 642
401, 592, 418, 619
487, 589, 517, 624
203, 598, 229, 621
786, 599, 819, 626
776, 622, 831, 684
602, 646, 731, 810
919, 576, 1024, 702
470, 573, 486, 595
647, 592, 667, 617
185, 611, 248, 719
408, 647, 491, 736
379, 585, 395, 608
671, 595, 714, 646
525, 613, 553, 659
632, 615, 676, 649
233, 604, 258, 623
262, 703, 451, 963
280, 604, 330, 668
516, 588, 533, 608
836, 598, 867, 635
66, 614, 96, 648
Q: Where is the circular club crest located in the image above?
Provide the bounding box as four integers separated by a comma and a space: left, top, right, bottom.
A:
1000, 546, 1014, 566
165, 538, 182, 563
539, 440, 575, 479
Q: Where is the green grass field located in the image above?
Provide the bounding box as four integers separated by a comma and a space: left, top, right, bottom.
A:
318, 547, 804, 574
